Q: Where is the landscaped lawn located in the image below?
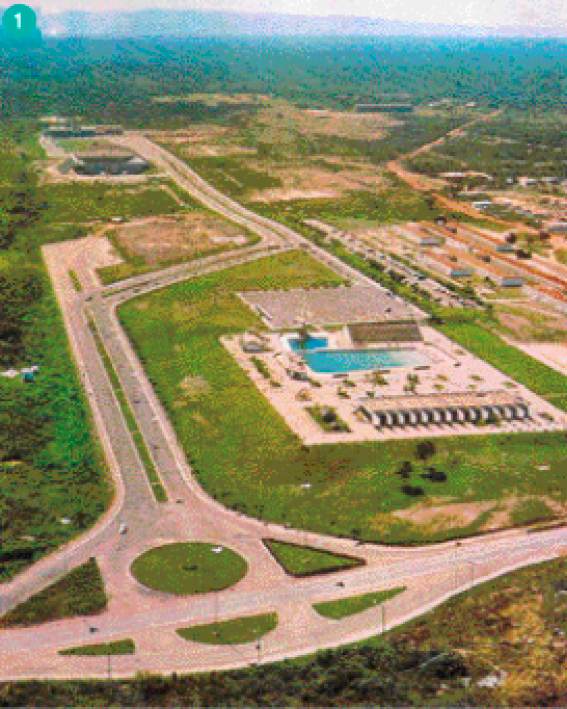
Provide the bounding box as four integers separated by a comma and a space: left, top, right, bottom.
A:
59, 639, 135, 656
314, 587, 406, 620
131, 543, 248, 595
177, 613, 278, 645
119, 250, 567, 544
264, 540, 364, 577
0, 558, 107, 628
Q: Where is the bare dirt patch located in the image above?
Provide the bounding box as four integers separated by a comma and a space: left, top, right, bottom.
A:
255, 101, 399, 141
248, 161, 387, 203
393, 500, 496, 534
390, 496, 566, 535
112, 214, 247, 267
178, 375, 211, 397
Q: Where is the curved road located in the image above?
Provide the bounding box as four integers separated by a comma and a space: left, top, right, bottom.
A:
1, 134, 565, 680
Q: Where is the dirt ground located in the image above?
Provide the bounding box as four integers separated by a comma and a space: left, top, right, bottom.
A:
392, 496, 567, 535
248, 159, 388, 202
154, 126, 255, 157
254, 100, 399, 141
111, 213, 247, 267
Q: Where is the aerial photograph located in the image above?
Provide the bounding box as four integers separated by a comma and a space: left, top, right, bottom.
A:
2, 0, 567, 705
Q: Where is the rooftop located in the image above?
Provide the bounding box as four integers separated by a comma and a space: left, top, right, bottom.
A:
359, 391, 526, 414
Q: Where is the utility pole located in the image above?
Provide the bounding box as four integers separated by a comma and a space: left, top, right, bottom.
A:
381, 603, 386, 634
107, 652, 111, 681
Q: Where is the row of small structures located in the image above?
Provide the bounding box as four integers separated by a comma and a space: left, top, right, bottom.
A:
358, 392, 530, 429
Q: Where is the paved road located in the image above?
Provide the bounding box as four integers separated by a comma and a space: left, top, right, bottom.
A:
1, 136, 566, 679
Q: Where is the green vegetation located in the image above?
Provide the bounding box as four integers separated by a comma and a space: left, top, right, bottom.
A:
510, 498, 555, 526
440, 321, 567, 410
0, 558, 107, 628
314, 587, 406, 620
131, 542, 248, 595
4, 556, 567, 706
556, 249, 567, 265
0, 131, 111, 582
119, 251, 567, 544
68, 269, 83, 292
59, 639, 135, 656
264, 540, 364, 577
251, 177, 439, 226
177, 613, 277, 645
406, 109, 567, 187
160, 152, 282, 198
87, 316, 167, 502
250, 356, 271, 379
37, 182, 181, 224
307, 405, 350, 433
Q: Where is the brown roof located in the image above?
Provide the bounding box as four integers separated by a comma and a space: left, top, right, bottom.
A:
360, 391, 526, 414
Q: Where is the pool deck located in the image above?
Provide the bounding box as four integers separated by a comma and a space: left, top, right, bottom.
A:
222, 325, 567, 444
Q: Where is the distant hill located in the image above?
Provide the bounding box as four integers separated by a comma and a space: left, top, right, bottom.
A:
39, 9, 567, 39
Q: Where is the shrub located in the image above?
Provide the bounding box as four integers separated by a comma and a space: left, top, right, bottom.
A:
415, 440, 436, 461
401, 485, 425, 497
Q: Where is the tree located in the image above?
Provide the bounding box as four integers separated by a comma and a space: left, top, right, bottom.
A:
416, 440, 436, 461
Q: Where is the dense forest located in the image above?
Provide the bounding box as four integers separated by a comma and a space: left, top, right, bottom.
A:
1, 37, 567, 126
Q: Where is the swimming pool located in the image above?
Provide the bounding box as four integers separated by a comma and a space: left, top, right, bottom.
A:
298, 348, 429, 374
288, 336, 329, 351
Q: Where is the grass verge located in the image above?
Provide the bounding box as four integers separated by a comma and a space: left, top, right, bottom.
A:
87, 315, 167, 502
0, 558, 107, 628
313, 587, 406, 620
68, 270, 82, 292
59, 639, 135, 656
440, 321, 567, 411
177, 613, 278, 646
263, 539, 364, 577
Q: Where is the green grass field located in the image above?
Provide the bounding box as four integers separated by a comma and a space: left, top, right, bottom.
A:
59, 639, 135, 656
118, 250, 567, 544
177, 613, 278, 645
313, 587, 406, 620
440, 322, 567, 410
163, 152, 282, 198
131, 543, 248, 595
37, 182, 182, 223
0, 558, 107, 628
264, 540, 364, 577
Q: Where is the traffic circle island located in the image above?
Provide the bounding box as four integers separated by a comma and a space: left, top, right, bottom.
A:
131, 542, 248, 595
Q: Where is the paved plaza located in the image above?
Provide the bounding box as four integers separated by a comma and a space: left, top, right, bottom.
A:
239, 285, 424, 329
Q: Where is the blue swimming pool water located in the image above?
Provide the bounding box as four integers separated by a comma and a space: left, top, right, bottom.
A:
299, 348, 428, 373
288, 337, 329, 351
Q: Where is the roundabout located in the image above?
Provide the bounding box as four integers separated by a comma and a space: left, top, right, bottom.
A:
130, 542, 248, 595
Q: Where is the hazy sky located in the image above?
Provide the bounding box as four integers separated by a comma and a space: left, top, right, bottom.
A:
2, 0, 567, 29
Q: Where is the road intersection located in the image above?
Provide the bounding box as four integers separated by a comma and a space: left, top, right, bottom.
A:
1, 136, 566, 680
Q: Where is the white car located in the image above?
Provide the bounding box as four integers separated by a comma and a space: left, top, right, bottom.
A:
119, 523, 128, 535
